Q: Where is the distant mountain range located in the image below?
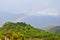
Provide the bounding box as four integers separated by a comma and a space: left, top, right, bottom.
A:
48, 26, 60, 34
0, 12, 60, 29
19, 16, 60, 28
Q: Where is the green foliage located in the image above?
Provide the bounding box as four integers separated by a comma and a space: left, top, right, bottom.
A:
0, 22, 60, 40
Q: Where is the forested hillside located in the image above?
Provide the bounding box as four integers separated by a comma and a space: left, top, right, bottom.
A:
0, 22, 60, 40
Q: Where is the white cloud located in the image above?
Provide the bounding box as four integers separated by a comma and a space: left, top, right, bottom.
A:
11, 9, 59, 22
25, 9, 59, 16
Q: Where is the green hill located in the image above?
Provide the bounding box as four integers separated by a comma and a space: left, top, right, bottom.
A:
0, 22, 60, 40
48, 26, 60, 34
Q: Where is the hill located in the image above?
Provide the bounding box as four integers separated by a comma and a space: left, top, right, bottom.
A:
48, 26, 60, 34
0, 22, 60, 40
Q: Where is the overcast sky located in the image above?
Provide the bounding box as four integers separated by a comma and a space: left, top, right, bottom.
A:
0, 0, 60, 15
0, 0, 60, 26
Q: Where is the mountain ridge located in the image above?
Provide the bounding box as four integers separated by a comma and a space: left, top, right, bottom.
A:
48, 26, 60, 34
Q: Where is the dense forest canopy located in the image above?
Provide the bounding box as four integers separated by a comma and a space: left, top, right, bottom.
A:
0, 22, 60, 40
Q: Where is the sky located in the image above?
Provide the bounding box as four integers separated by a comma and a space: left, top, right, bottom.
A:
0, 0, 59, 14
0, 0, 60, 26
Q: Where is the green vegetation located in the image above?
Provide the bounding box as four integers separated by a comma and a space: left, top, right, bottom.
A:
0, 22, 60, 40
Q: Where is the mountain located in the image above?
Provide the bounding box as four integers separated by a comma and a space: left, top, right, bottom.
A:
48, 26, 60, 34
0, 22, 60, 40
19, 16, 60, 28
42, 26, 56, 30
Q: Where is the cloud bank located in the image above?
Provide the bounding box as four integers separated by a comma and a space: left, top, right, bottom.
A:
12, 8, 59, 22
25, 9, 59, 16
